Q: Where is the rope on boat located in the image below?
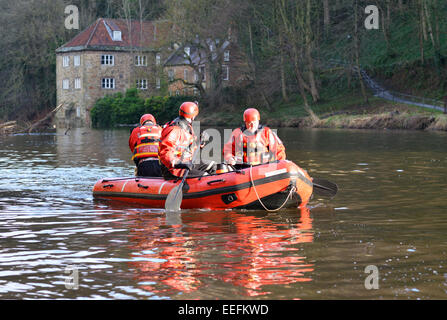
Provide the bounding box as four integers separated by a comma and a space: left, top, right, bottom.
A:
249, 165, 296, 212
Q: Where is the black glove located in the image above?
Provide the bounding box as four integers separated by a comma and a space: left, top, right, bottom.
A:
174, 162, 193, 170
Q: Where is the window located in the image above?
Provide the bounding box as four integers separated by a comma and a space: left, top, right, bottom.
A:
75, 78, 81, 89
63, 56, 70, 67
194, 71, 199, 82
136, 79, 148, 90
156, 77, 161, 89
183, 88, 189, 95
184, 69, 189, 81
222, 65, 229, 81
74, 55, 81, 66
62, 79, 69, 89
102, 78, 115, 89
199, 66, 206, 81
175, 90, 180, 96
193, 88, 199, 96
184, 46, 190, 57
224, 50, 230, 62
76, 106, 81, 118
112, 31, 122, 41
168, 69, 174, 81
135, 55, 147, 66
156, 53, 161, 66
101, 55, 114, 65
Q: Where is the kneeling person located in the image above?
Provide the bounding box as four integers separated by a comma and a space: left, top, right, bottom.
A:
158, 102, 215, 179
223, 108, 286, 166
129, 114, 162, 177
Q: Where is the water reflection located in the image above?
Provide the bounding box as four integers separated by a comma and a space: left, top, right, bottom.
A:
2, 128, 447, 299
120, 207, 314, 297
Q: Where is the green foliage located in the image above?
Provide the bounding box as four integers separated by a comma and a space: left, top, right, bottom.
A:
90, 89, 197, 128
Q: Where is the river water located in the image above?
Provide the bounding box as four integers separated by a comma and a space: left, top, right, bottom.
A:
1, 127, 447, 300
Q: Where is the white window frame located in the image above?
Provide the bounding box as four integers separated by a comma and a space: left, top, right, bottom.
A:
175, 90, 180, 96
63, 56, 70, 67
74, 55, 81, 67
222, 65, 229, 81
156, 77, 161, 89
62, 79, 70, 90
184, 69, 189, 81
76, 106, 81, 118
184, 46, 190, 57
168, 69, 174, 81
135, 55, 147, 66
136, 79, 148, 90
156, 53, 161, 66
101, 55, 114, 66
199, 66, 206, 81
224, 50, 230, 62
113, 31, 122, 41
74, 78, 81, 89
102, 78, 115, 89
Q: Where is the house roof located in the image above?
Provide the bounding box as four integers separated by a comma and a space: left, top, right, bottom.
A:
56, 18, 172, 53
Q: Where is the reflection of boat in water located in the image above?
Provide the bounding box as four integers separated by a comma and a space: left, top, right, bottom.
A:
93, 160, 313, 210
120, 207, 314, 297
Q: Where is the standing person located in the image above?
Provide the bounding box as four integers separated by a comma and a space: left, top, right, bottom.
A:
223, 108, 286, 166
158, 102, 215, 179
129, 114, 162, 177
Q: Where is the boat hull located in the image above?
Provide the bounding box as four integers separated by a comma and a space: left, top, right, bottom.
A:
92, 160, 313, 210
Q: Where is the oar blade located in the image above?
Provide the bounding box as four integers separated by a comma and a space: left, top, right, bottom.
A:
165, 186, 183, 212
312, 178, 338, 197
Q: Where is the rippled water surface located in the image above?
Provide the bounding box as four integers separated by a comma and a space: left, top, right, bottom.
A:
1, 128, 447, 299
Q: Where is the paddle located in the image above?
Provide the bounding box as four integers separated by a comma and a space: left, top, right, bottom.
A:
312, 177, 338, 197
165, 168, 190, 212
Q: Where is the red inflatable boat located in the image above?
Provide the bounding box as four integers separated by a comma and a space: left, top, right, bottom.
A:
92, 160, 313, 210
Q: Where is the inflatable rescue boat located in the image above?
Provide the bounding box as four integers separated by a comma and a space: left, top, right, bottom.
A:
92, 160, 313, 210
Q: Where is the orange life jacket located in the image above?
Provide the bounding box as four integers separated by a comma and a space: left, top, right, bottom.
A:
131, 124, 162, 162
233, 126, 270, 165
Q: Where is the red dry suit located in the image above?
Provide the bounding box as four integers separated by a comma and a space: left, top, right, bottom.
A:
223, 125, 286, 165
158, 117, 197, 177
129, 124, 162, 165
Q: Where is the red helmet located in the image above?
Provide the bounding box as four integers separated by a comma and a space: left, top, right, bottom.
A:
179, 102, 199, 119
140, 114, 156, 126
243, 108, 260, 123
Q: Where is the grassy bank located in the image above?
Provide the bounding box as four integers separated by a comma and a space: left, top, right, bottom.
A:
199, 90, 447, 131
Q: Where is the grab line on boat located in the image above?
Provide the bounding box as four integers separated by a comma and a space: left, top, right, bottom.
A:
121, 181, 129, 192
159, 181, 168, 194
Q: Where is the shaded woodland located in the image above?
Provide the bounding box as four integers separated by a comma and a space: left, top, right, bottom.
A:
1, 0, 446, 124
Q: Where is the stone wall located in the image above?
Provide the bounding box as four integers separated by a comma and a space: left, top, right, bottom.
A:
55, 50, 161, 128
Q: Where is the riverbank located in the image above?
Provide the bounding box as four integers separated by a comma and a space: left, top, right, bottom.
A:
199, 95, 447, 131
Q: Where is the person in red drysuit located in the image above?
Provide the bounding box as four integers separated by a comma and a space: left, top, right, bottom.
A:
129, 114, 162, 177
158, 102, 215, 179
223, 108, 286, 166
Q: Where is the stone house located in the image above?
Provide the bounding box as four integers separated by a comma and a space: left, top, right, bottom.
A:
55, 18, 250, 128
164, 37, 251, 97
55, 18, 171, 128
